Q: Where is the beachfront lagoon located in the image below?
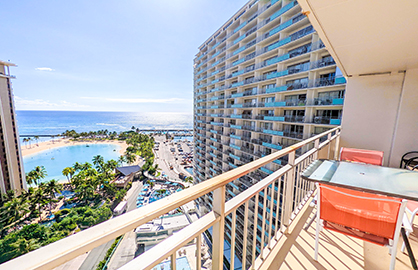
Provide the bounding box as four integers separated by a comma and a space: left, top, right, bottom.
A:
23, 143, 122, 183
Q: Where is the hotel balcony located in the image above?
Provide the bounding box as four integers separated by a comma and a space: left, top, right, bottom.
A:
10, 127, 408, 270
308, 97, 345, 106
311, 116, 342, 125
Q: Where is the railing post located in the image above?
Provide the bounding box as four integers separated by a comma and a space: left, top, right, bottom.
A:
313, 138, 320, 160
196, 235, 202, 270
171, 252, 177, 270
212, 186, 225, 269
334, 128, 341, 160
327, 132, 332, 159
282, 151, 295, 229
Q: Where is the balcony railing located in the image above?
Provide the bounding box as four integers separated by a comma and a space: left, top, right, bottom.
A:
195, 17, 312, 87
4, 127, 341, 270
309, 97, 344, 106
311, 116, 342, 125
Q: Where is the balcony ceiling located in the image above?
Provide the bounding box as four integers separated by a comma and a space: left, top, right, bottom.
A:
297, 0, 418, 77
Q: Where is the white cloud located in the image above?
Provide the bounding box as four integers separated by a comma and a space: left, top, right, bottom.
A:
14, 96, 88, 109
81, 97, 188, 103
35, 67, 55, 71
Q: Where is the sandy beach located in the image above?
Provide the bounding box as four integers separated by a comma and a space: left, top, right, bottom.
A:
21, 138, 128, 157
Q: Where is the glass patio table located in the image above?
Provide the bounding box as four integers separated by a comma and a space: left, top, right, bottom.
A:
301, 160, 418, 269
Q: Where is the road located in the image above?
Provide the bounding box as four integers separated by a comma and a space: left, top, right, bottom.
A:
153, 135, 193, 180
106, 136, 194, 269
79, 180, 143, 270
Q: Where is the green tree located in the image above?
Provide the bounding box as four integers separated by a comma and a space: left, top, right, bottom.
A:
76, 183, 95, 204
117, 155, 126, 166
45, 180, 62, 213
34, 136, 40, 146
92, 155, 105, 172
11, 238, 41, 255
125, 154, 136, 164
72, 162, 83, 172
146, 180, 155, 189
32, 185, 48, 220
27, 166, 47, 187
62, 167, 75, 186
25, 171, 36, 186
0, 197, 29, 228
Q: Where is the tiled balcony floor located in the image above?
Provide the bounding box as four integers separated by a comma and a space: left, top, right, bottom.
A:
273, 205, 418, 269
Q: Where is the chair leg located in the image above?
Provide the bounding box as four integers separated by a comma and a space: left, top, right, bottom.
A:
390, 230, 402, 270
304, 211, 317, 230
391, 201, 408, 270
401, 230, 411, 253
402, 212, 417, 253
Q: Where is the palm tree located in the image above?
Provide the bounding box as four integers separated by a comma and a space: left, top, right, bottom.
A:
73, 162, 83, 172
31, 183, 48, 220
27, 166, 47, 187
26, 171, 36, 186
22, 187, 37, 215
146, 179, 155, 189
0, 197, 29, 227
34, 136, 40, 147
62, 167, 75, 186
34, 166, 47, 186
81, 162, 92, 171
184, 176, 193, 184
92, 155, 105, 172
76, 183, 94, 204
22, 138, 28, 149
45, 180, 62, 213
117, 155, 127, 166
125, 154, 136, 165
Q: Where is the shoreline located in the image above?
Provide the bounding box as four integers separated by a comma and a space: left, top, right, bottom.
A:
21, 138, 128, 158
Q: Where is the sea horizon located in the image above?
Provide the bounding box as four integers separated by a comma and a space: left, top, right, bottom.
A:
16, 110, 193, 135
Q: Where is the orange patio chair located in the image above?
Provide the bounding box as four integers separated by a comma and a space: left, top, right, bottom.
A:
401, 200, 418, 253
340, 147, 384, 166
315, 183, 407, 270
304, 147, 384, 230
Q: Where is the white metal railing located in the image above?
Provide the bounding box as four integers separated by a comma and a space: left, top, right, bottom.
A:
1, 127, 341, 270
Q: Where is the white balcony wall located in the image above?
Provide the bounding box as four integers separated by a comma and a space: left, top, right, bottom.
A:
340, 69, 418, 167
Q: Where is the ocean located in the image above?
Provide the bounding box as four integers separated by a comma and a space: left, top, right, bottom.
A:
15, 110, 193, 135
16, 110, 193, 181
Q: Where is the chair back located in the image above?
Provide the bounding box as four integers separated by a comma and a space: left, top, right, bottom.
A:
319, 184, 402, 241
340, 147, 384, 166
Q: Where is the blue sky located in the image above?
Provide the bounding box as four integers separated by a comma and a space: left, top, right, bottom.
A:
0, 0, 247, 113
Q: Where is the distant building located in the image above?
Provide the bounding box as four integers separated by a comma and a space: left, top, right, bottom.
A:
112, 165, 141, 188
0, 60, 26, 196
135, 214, 190, 251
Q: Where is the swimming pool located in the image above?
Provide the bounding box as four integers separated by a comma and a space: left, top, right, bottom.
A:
23, 144, 122, 183
184, 167, 193, 175
173, 136, 193, 142
153, 256, 191, 270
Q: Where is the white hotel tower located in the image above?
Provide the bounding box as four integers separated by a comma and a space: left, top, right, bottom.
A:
193, 0, 346, 266
0, 61, 26, 197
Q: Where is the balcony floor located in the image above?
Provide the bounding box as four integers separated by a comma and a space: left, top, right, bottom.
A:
273, 205, 418, 270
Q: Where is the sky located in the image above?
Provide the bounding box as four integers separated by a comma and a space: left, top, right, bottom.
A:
0, 0, 249, 113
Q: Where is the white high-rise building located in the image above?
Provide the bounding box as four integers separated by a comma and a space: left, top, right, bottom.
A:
0, 60, 26, 196
192, 0, 346, 266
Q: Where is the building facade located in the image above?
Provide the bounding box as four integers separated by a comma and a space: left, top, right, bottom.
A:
0, 61, 26, 196
193, 0, 346, 266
